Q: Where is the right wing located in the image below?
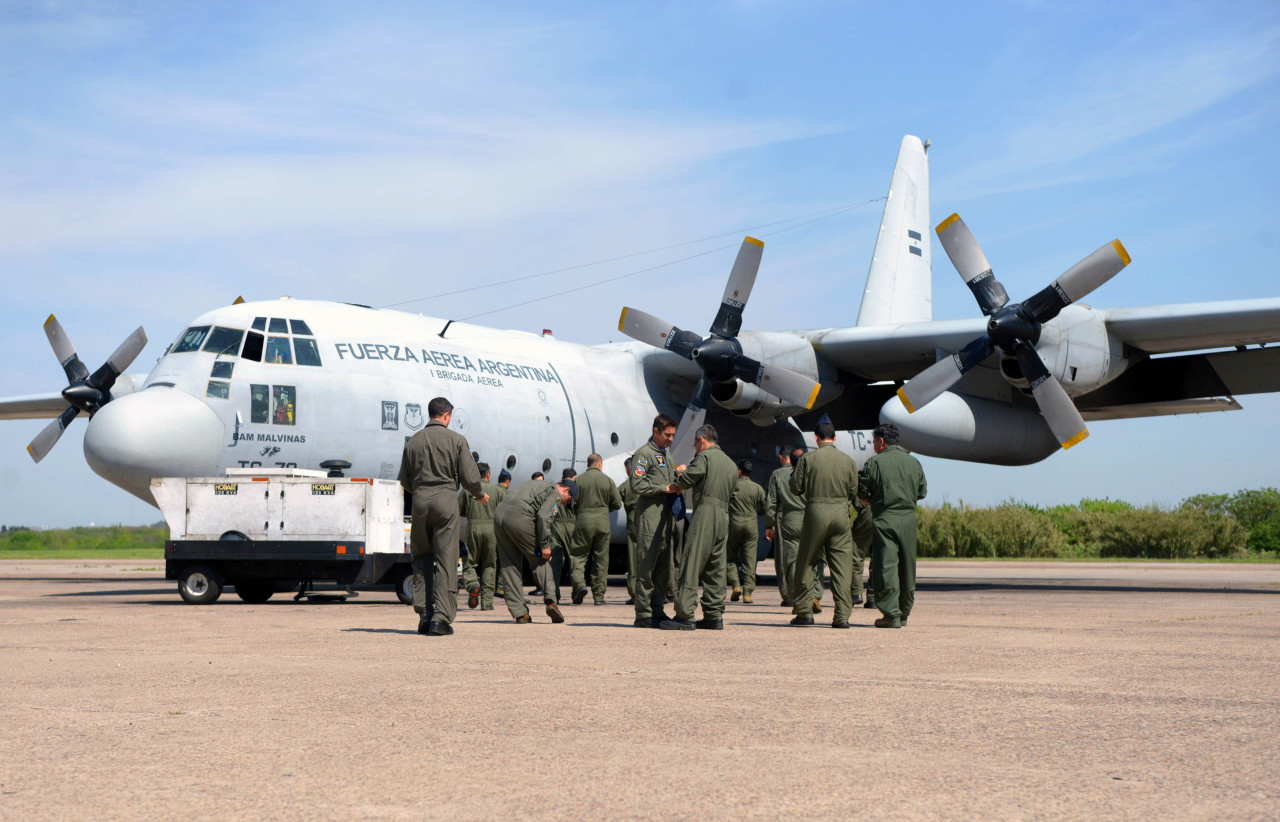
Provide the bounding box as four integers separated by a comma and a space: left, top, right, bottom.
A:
0, 393, 68, 420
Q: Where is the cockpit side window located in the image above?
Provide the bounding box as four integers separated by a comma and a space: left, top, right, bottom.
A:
268, 318, 289, 334
265, 336, 293, 364
202, 326, 245, 356
241, 332, 264, 362
251, 317, 267, 331
171, 326, 210, 353
294, 338, 322, 366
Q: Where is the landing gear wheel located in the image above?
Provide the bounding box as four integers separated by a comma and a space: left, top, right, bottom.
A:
234, 579, 275, 603
178, 565, 223, 605
394, 568, 414, 606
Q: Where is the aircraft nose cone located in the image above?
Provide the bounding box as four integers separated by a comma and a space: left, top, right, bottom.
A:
84, 387, 225, 503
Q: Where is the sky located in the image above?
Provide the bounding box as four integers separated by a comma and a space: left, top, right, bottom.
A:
1, 0, 1278, 527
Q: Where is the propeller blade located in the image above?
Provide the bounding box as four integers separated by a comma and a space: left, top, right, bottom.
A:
43, 315, 89, 384
936, 214, 1009, 316
708, 236, 764, 338
1014, 342, 1088, 449
88, 326, 148, 390
897, 336, 993, 413
617, 308, 698, 358
670, 379, 713, 466
26, 406, 79, 463
1023, 240, 1131, 324
755, 362, 821, 410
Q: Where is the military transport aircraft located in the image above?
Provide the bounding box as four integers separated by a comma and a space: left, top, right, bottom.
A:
4, 135, 1280, 538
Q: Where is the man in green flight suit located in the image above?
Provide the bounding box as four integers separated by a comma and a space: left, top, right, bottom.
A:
860, 423, 927, 628
619, 457, 638, 604
849, 493, 874, 607
570, 453, 622, 605
788, 421, 860, 628
630, 414, 678, 628
547, 467, 578, 603
765, 449, 802, 607
459, 462, 506, 611
398, 397, 487, 637
660, 425, 738, 630
494, 477, 578, 624
727, 459, 766, 604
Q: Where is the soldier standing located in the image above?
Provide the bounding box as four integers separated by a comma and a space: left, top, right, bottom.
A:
660, 425, 737, 630
788, 421, 860, 628
398, 397, 486, 637
619, 458, 638, 605
629, 414, 678, 628
570, 454, 622, 605
494, 478, 578, 623
727, 459, 766, 604
459, 463, 506, 611
860, 423, 927, 628
547, 467, 578, 603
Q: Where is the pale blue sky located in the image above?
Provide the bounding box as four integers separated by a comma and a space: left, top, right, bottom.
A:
2, 1, 1277, 526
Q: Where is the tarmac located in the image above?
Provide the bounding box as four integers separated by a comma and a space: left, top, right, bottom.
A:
1, 559, 1278, 821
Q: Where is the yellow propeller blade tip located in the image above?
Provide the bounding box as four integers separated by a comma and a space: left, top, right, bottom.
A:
805, 383, 821, 410
1111, 240, 1131, 266
617, 307, 628, 332
896, 387, 916, 414
44, 314, 56, 327
936, 213, 961, 235
1061, 429, 1089, 449
744, 236, 764, 248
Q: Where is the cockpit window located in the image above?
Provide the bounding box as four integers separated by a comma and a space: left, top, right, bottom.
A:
211, 361, 234, 379
289, 319, 313, 335
268, 318, 289, 334
294, 338, 322, 367
202, 326, 244, 356
172, 326, 210, 353
241, 332, 263, 362
251, 317, 267, 331
265, 336, 293, 364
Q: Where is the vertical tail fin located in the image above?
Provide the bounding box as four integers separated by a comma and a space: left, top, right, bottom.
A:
855, 135, 932, 326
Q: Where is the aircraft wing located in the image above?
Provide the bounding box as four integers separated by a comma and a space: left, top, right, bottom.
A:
0, 392, 68, 420
805, 317, 987, 382
1100, 298, 1280, 354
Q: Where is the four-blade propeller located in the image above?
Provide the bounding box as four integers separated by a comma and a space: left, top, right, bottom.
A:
618, 237, 820, 463
27, 316, 147, 463
897, 213, 1130, 449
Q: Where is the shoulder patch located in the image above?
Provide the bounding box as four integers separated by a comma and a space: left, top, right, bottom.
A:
654, 454, 666, 468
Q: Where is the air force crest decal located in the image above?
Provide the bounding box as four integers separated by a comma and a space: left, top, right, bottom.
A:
404, 403, 424, 431
381, 401, 399, 431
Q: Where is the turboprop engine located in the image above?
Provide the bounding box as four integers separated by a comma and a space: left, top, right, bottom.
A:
881, 391, 1061, 466
710, 330, 824, 423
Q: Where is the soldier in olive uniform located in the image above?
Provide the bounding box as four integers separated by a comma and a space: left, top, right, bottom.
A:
849, 495, 873, 606
619, 458, 638, 604
494, 478, 578, 623
788, 421, 860, 628
459, 463, 506, 610
571, 453, 622, 605
629, 414, 679, 628
765, 450, 801, 607
859, 423, 927, 628
660, 425, 738, 630
398, 397, 487, 637
547, 467, 578, 603
727, 459, 766, 603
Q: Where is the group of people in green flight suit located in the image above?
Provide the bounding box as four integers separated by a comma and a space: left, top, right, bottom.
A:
403, 396, 925, 636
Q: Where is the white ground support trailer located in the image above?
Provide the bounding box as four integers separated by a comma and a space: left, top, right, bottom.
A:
152, 467, 413, 605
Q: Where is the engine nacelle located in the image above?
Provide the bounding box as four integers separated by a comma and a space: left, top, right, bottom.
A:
880, 391, 1060, 466
1003, 305, 1128, 397
711, 330, 826, 423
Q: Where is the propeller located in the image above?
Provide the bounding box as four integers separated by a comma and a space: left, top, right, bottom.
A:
896, 214, 1130, 449
27, 315, 147, 463
617, 237, 821, 463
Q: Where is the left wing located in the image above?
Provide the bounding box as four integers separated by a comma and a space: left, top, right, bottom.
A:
0, 393, 69, 420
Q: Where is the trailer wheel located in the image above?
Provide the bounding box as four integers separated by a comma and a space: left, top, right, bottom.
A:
178, 565, 223, 605
394, 568, 414, 606
234, 579, 275, 603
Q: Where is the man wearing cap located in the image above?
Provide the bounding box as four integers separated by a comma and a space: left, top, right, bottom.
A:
570, 454, 622, 605
398, 396, 487, 637
660, 424, 737, 630
860, 423, 927, 628
459, 462, 506, 611
788, 421, 860, 628
548, 467, 578, 603
629, 414, 678, 628
727, 459, 766, 604
494, 477, 578, 624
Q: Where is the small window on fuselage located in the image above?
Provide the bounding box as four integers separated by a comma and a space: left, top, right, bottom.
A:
211, 361, 234, 379
272, 385, 296, 425
172, 326, 210, 353
250, 384, 270, 423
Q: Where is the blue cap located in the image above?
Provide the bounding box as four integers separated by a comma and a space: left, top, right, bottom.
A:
498, 469, 512, 482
